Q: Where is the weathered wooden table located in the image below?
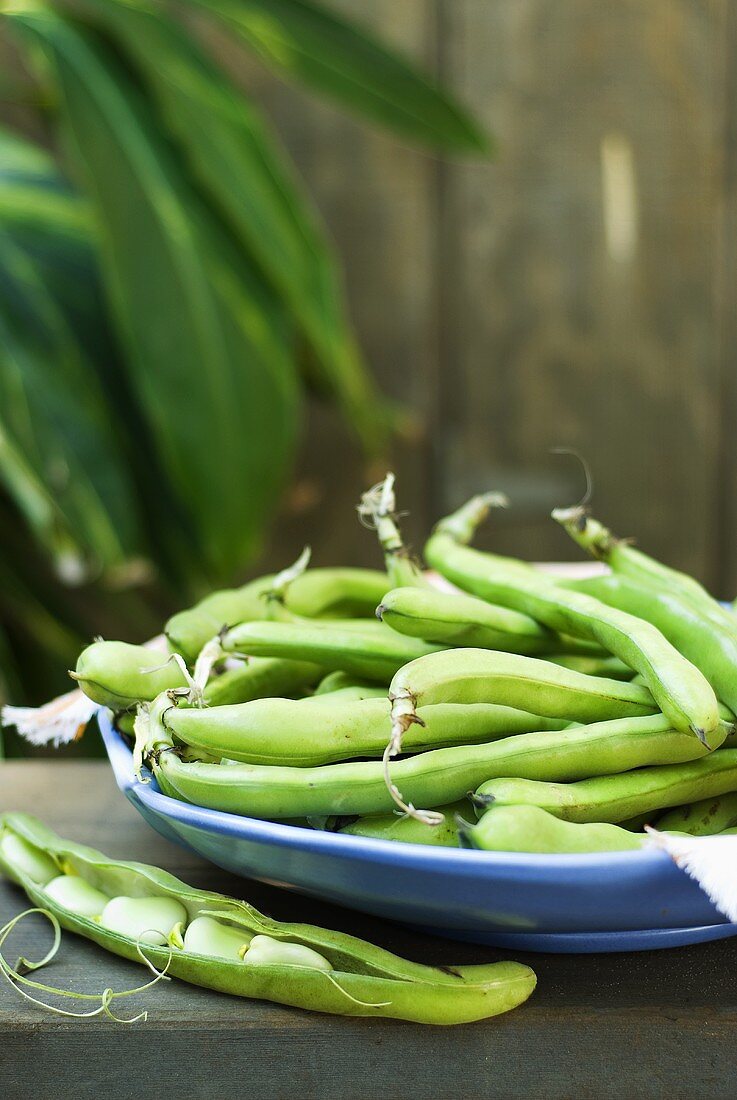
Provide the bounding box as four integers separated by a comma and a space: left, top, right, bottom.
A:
1, 761, 736, 1099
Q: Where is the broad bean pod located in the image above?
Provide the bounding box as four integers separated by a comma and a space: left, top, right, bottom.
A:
424, 500, 723, 748
376, 585, 602, 657
552, 506, 725, 621
72, 641, 320, 711
312, 671, 382, 696
653, 792, 737, 835
304, 685, 389, 705
72, 641, 190, 709
0, 814, 534, 1025
544, 653, 634, 680
339, 802, 467, 847
143, 692, 570, 768
165, 568, 390, 663
386, 648, 658, 751
147, 714, 716, 820
220, 619, 443, 682
461, 805, 647, 853
472, 750, 737, 825
561, 572, 737, 717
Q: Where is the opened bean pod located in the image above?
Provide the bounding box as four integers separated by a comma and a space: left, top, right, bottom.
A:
0, 814, 535, 1025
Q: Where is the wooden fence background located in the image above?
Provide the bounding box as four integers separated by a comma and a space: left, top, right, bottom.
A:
3, 1, 735, 592
242, 0, 736, 596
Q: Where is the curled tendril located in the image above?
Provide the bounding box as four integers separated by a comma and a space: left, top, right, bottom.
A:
0, 908, 171, 1024
551, 446, 594, 510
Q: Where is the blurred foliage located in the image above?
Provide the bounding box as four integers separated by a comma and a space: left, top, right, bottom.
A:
0, 0, 487, 742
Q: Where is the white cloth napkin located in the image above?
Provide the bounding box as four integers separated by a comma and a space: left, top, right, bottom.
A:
647, 829, 737, 923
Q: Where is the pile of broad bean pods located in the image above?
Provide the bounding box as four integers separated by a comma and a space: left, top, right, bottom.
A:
72, 476, 737, 852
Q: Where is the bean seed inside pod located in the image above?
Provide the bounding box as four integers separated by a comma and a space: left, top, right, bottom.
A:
44, 874, 109, 917
100, 896, 188, 945
182, 915, 252, 960
243, 934, 332, 971
0, 831, 58, 884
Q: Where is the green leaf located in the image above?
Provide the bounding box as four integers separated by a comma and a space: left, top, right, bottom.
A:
7, 7, 300, 580
0, 413, 71, 561
73, 0, 390, 450
186, 0, 489, 153
0, 185, 142, 573
0, 123, 59, 180
0, 544, 83, 664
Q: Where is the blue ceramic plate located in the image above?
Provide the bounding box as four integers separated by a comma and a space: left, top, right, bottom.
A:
99, 712, 737, 953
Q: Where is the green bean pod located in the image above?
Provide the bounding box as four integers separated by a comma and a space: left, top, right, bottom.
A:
461, 805, 646, 853
221, 619, 443, 682
561, 572, 737, 717
387, 649, 657, 749
425, 503, 723, 748
146, 692, 570, 767
147, 714, 715, 820
0, 814, 534, 1025
652, 792, 737, 835
473, 750, 737, 825
165, 569, 390, 663
71, 641, 321, 711
339, 802, 467, 847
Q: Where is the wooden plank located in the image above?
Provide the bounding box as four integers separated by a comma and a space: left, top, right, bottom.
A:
206, 1, 443, 573
716, 1, 737, 599
438, 0, 726, 586
2, 762, 737, 1099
